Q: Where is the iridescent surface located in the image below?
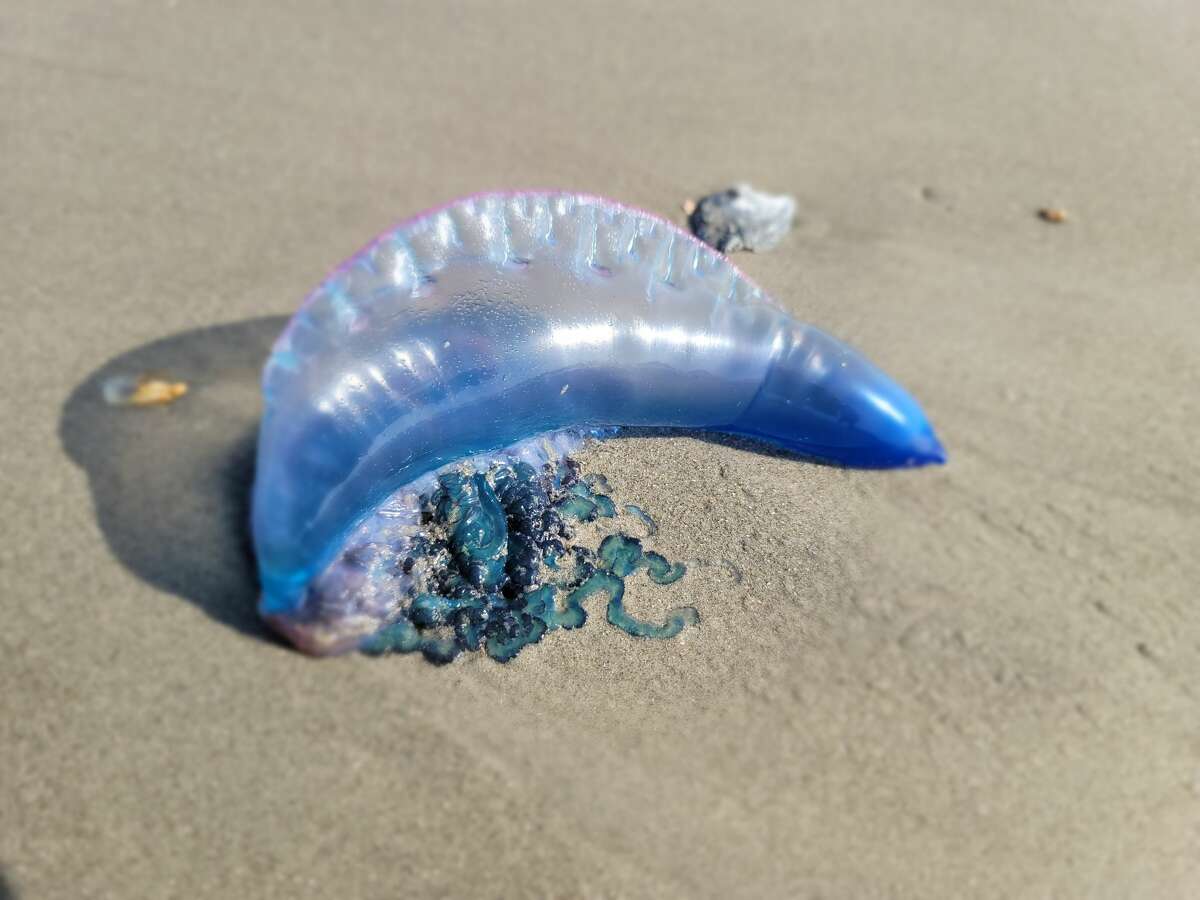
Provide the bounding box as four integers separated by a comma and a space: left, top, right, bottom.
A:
253, 191, 944, 652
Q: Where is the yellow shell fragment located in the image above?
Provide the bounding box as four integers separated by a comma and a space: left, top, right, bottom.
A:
102, 374, 189, 407
130, 379, 188, 406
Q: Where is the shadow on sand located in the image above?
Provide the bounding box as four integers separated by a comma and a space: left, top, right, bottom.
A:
59, 317, 287, 643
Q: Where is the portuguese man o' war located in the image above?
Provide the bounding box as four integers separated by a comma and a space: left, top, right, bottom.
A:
252, 191, 945, 656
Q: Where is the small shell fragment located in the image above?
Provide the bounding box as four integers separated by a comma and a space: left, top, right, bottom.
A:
102, 374, 189, 407
1037, 207, 1068, 224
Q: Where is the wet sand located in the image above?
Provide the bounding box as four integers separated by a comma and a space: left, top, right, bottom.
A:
3, 2, 1199, 897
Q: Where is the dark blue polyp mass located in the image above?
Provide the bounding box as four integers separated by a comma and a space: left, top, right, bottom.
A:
356, 463, 699, 664
252, 191, 944, 655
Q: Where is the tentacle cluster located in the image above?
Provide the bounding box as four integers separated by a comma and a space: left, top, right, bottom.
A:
353, 455, 696, 664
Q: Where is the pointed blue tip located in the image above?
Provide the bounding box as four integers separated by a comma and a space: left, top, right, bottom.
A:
907, 429, 947, 467
731, 326, 946, 470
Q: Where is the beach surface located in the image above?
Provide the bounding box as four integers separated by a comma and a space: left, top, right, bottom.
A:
3, 2, 1198, 897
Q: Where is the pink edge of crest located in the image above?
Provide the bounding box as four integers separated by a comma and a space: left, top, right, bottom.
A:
267, 189, 771, 367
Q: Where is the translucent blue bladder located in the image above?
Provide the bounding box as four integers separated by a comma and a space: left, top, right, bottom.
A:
252, 191, 944, 654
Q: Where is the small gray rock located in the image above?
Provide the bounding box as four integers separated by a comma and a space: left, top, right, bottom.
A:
688, 184, 797, 253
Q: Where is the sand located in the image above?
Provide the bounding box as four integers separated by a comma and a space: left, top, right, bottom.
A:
3, 1, 1199, 897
